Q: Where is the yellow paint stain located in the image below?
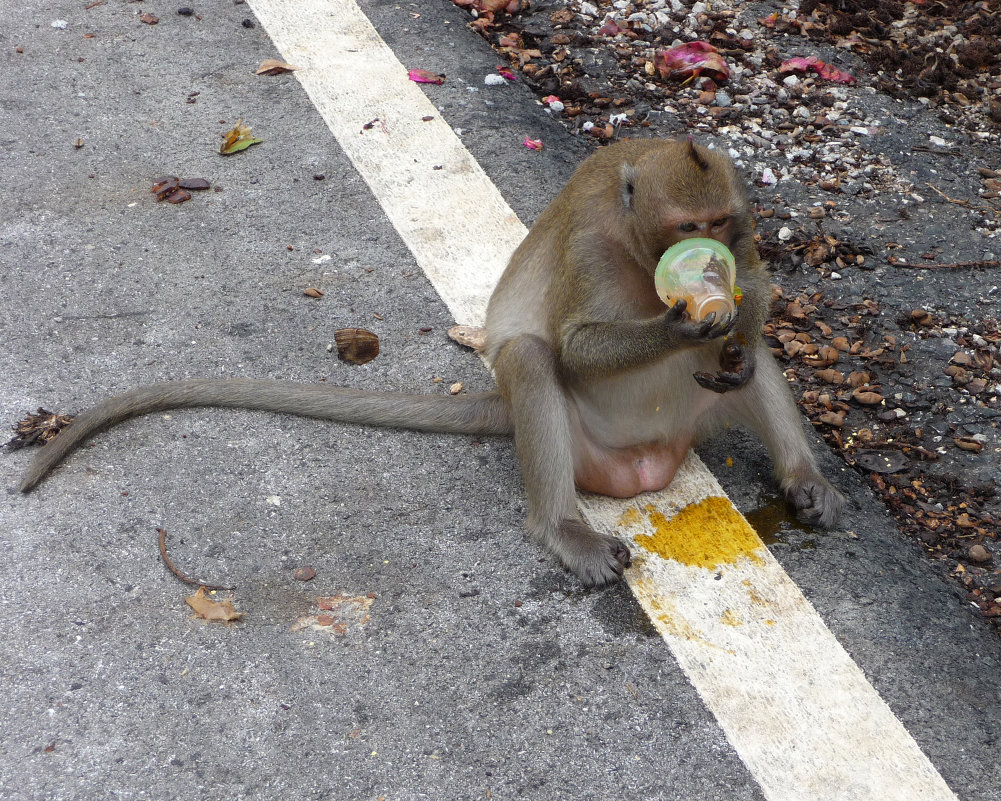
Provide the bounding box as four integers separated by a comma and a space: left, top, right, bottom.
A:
632, 578, 734, 654
632, 496, 765, 569
617, 507, 643, 527
720, 608, 743, 627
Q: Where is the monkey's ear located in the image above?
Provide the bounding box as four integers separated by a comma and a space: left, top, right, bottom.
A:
620, 163, 637, 209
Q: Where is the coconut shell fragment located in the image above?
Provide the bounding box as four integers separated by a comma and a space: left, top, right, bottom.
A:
334, 328, 380, 365
447, 324, 486, 352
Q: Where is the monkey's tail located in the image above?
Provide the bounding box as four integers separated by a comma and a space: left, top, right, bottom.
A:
19, 379, 513, 493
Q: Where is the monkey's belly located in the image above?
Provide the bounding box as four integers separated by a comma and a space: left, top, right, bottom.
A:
574, 438, 691, 498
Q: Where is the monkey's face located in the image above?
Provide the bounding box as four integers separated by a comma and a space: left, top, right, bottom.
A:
623, 141, 748, 272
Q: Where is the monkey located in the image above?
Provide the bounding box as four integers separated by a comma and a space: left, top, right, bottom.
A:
18, 138, 844, 587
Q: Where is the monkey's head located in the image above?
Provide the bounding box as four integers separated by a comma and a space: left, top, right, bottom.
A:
619, 139, 755, 273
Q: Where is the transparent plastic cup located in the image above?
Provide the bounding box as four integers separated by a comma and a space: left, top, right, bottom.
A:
654, 238, 737, 322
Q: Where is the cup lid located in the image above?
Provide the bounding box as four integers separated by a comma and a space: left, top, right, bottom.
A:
656, 237, 736, 277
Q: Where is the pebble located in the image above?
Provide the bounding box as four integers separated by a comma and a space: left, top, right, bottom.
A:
969, 544, 991, 563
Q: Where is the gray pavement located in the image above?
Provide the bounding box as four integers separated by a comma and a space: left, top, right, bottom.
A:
1, 2, 999, 800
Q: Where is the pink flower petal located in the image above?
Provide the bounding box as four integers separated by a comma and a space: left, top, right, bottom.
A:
408, 68, 445, 85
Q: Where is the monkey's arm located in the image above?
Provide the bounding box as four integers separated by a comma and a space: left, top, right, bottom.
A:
558, 300, 734, 380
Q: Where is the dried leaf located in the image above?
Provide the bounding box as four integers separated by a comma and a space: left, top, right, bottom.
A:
293, 567, 316, 581
4, 407, 74, 451
447, 324, 486, 351
256, 58, 298, 75
814, 369, 843, 384
449, 382, 464, 395
303, 287, 324, 298
334, 328, 380, 365
139, 12, 159, 25
219, 119, 262, 155
185, 587, 245, 623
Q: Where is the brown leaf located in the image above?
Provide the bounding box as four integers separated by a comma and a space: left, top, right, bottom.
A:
139, 12, 159, 24
847, 371, 870, 388
185, 587, 245, 623
804, 240, 832, 266
293, 567, 316, 581
954, 436, 983, 452
831, 336, 850, 352
818, 411, 845, 427
335, 328, 380, 365
256, 58, 298, 75
303, 287, 324, 298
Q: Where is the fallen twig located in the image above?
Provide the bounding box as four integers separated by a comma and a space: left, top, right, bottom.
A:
157, 528, 234, 590
891, 259, 1000, 270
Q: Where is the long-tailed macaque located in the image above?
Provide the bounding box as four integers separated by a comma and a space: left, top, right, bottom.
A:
19, 139, 844, 587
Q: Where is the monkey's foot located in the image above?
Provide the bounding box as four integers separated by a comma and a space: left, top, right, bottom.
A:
693, 343, 755, 393
783, 473, 846, 529
553, 519, 632, 588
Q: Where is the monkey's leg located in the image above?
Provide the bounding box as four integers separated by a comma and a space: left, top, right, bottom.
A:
493, 335, 631, 587
722, 345, 846, 528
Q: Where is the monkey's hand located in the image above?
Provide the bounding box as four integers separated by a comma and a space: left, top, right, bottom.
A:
693, 343, 755, 393
663, 300, 736, 344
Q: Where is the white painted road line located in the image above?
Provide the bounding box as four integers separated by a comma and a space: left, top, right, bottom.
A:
247, 1, 957, 798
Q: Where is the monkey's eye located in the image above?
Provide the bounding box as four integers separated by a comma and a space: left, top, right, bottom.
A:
711, 217, 730, 229
679, 222, 698, 233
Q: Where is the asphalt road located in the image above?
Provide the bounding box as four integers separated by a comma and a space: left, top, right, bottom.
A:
1, 2, 999, 800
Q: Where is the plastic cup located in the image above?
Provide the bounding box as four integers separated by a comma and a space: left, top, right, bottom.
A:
654, 238, 737, 321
